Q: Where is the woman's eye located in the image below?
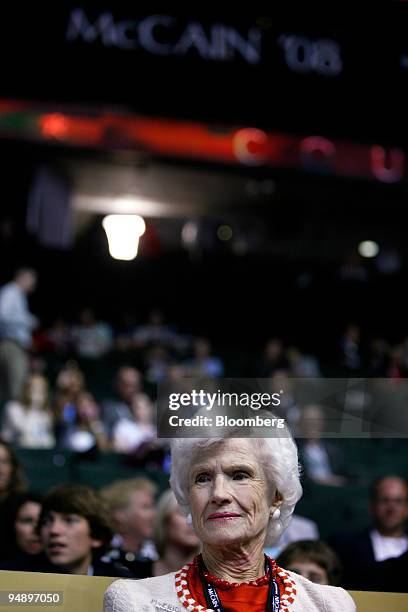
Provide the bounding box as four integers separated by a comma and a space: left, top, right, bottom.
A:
233, 471, 250, 480
195, 473, 211, 483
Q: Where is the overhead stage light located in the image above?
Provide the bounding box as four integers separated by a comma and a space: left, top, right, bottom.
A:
102, 214, 145, 260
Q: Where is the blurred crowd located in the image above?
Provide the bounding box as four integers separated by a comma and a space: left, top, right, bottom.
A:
0, 268, 407, 592
0, 271, 406, 459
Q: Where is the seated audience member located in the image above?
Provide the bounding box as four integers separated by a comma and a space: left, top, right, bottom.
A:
367, 337, 389, 376
71, 308, 113, 359
38, 483, 131, 577
184, 337, 224, 378
0, 492, 46, 570
277, 540, 342, 586
54, 362, 85, 439
0, 439, 27, 561
256, 338, 289, 376
133, 309, 176, 349
101, 478, 158, 577
58, 391, 109, 453
286, 346, 322, 378
112, 393, 155, 454
266, 514, 319, 558
144, 344, 172, 384
269, 369, 301, 426
102, 366, 146, 437
54, 361, 107, 452
1, 374, 55, 448
339, 324, 362, 372
153, 489, 200, 576
297, 404, 348, 486
365, 549, 408, 592
45, 318, 74, 355
167, 364, 187, 380
386, 344, 408, 379
330, 475, 408, 591
115, 314, 138, 352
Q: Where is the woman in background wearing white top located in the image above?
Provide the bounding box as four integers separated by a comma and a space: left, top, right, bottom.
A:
1, 374, 54, 448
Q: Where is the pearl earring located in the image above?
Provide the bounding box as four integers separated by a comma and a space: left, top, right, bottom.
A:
186, 513, 193, 525
270, 508, 281, 521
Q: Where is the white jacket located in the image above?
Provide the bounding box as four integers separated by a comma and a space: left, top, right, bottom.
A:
104, 570, 356, 612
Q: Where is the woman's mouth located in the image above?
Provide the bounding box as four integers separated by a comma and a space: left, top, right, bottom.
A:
208, 512, 241, 520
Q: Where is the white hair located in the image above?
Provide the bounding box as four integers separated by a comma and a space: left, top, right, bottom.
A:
169, 432, 302, 545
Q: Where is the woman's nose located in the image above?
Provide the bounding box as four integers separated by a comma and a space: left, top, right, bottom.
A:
211, 475, 233, 504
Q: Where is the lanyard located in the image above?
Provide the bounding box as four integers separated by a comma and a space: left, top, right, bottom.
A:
199, 555, 280, 612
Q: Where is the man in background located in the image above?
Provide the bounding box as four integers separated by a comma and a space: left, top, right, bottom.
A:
102, 366, 143, 437
101, 477, 157, 577
331, 475, 408, 591
38, 483, 130, 577
0, 268, 38, 402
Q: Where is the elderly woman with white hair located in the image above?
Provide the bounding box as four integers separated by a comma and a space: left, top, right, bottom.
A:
104, 432, 356, 611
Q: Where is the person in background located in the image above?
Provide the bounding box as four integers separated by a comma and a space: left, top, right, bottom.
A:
144, 344, 172, 384
46, 318, 74, 356
71, 308, 113, 359
53, 361, 85, 447
101, 478, 158, 577
133, 309, 176, 349
265, 514, 319, 558
153, 489, 201, 576
0, 440, 27, 561
286, 346, 322, 378
386, 344, 408, 379
297, 404, 348, 487
367, 337, 389, 376
38, 483, 131, 577
256, 338, 289, 377
0, 492, 46, 571
0, 268, 38, 402
101, 366, 146, 438
1, 374, 55, 448
59, 391, 109, 454
112, 393, 155, 454
184, 337, 224, 378
339, 324, 362, 373
330, 475, 408, 591
277, 540, 342, 586
115, 314, 138, 352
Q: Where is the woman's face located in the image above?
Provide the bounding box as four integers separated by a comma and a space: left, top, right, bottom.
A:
131, 396, 153, 425
77, 394, 99, 422
167, 511, 200, 549
57, 369, 83, 395
285, 559, 329, 585
0, 444, 13, 493
15, 501, 43, 555
189, 439, 274, 547
27, 377, 47, 406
